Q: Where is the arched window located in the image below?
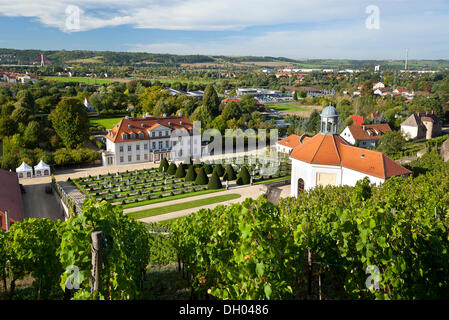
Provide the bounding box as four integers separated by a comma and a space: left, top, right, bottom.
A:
297, 178, 305, 197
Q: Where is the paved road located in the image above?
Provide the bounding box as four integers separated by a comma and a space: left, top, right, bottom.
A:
22, 183, 66, 221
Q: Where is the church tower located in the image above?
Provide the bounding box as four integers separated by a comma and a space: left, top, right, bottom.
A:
320, 104, 339, 134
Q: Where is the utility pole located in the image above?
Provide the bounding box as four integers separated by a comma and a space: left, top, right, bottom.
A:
5, 210, 9, 232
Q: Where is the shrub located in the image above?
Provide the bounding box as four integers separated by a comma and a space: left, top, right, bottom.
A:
213, 163, 225, 177
159, 157, 169, 172
185, 165, 197, 182
208, 171, 222, 190
167, 162, 177, 175
237, 165, 251, 185
224, 164, 236, 181
195, 167, 209, 185
203, 163, 213, 174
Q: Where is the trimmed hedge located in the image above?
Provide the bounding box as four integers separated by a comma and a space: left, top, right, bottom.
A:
167, 162, 178, 175
213, 164, 225, 177
159, 157, 169, 172
185, 165, 197, 182
208, 171, 222, 190
175, 164, 186, 178
195, 167, 209, 185
203, 163, 213, 174
224, 164, 236, 181
237, 165, 251, 185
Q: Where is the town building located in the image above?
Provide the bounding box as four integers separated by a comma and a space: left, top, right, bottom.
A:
400, 111, 441, 140
284, 105, 410, 196
340, 124, 392, 148
102, 114, 201, 166
284, 86, 335, 98
0, 169, 24, 230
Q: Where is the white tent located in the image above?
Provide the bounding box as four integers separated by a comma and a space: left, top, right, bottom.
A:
34, 160, 51, 177
16, 162, 33, 179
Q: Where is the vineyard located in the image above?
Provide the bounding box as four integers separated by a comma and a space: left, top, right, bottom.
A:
0, 151, 448, 300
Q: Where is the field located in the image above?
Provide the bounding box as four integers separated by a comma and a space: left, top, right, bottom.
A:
127, 193, 241, 219
90, 117, 123, 129
41, 76, 116, 84
269, 103, 323, 117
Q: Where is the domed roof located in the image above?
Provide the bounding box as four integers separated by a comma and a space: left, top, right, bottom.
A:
321, 105, 339, 117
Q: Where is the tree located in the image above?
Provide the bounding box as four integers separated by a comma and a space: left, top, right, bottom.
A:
293, 91, 298, 101
23, 121, 40, 149
376, 131, 406, 156
48, 98, 89, 148
195, 167, 209, 185
167, 162, 177, 175
0, 117, 17, 139
222, 101, 242, 121
236, 165, 251, 185
224, 164, 237, 181
185, 165, 197, 182
207, 171, 222, 189
191, 105, 213, 126
306, 110, 321, 133
11, 106, 30, 124
159, 157, 169, 172
203, 84, 220, 116
175, 164, 186, 178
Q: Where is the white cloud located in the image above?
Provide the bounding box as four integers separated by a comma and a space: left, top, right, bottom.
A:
1, 0, 447, 32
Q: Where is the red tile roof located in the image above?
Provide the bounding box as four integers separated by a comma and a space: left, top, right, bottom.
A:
350, 115, 364, 126
277, 134, 311, 149
289, 133, 410, 179
106, 115, 193, 143
0, 169, 24, 229
347, 124, 392, 141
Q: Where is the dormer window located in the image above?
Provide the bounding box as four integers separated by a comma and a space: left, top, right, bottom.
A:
122, 133, 128, 140
130, 133, 136, 139
139, 132, 144, 139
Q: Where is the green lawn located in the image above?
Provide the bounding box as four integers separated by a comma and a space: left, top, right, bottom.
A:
122, 188, 225, 209
253, 176, 291, 185
90, 117, 123, 129
127, 193, 241, 219
41, 76, 115, 84
270, 104, 308, 113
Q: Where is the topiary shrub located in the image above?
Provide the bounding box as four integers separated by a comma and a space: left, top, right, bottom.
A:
159, 157, 169, 172
185, 165, 197, 182
213, 163, 225, 177
208, 171, 222, 189
194, 167, 209, 185
224, 164, 236, 181
203, 163, 213, 174
167, 162, 178, 175
237, 165, 251, 185
175, 164, 186, 178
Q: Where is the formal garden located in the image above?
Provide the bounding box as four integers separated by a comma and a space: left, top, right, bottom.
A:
69, 153, 291, 208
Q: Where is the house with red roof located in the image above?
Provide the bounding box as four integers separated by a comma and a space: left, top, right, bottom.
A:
103, 113, 200, 165
340, 123, 392, 148
0, 169, 24, 230
287, 105, 410, 195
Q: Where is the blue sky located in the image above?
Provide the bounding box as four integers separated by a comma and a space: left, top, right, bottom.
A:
0, 0, 448, 59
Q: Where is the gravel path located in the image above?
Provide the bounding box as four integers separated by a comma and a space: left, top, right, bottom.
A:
137, 184, 291, 223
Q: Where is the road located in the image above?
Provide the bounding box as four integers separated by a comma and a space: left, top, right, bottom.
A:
21, 183, 66, 221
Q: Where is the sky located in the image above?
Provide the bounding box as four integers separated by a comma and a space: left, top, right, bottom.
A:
0, 0, 448, 59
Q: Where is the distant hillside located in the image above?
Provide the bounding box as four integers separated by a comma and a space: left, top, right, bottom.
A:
0, 48, 448, 70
